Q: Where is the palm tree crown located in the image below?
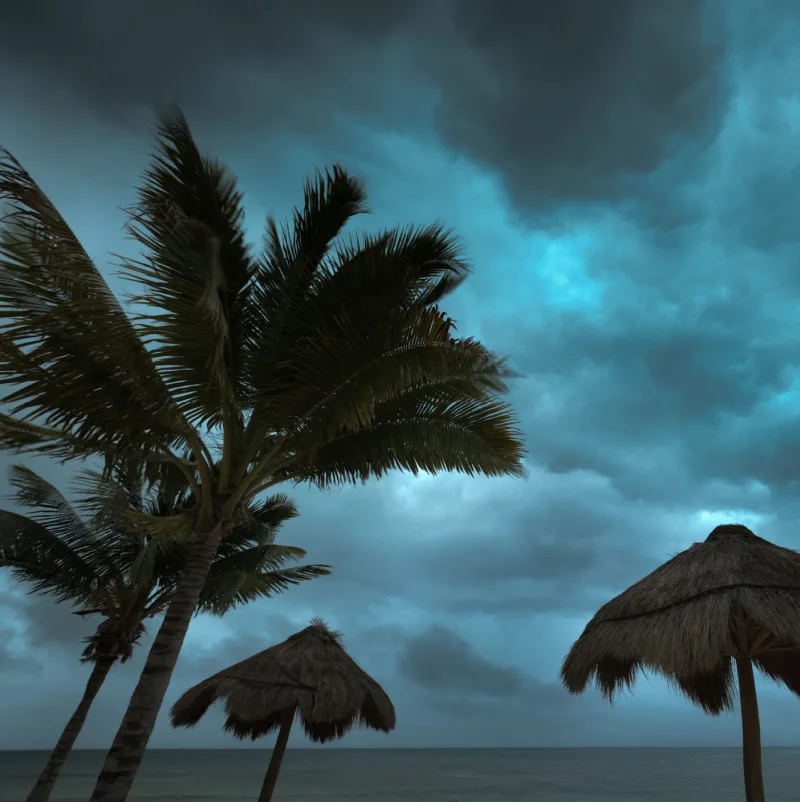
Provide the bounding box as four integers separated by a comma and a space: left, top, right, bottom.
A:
0, 463, 329, 658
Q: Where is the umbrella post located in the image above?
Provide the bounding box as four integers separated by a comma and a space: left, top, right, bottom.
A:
735, 655, 765, 802
257, 708, 295, 802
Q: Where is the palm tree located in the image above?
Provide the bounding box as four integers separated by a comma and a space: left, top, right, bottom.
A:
0, 463, 329, 802
0, 108, 525, 802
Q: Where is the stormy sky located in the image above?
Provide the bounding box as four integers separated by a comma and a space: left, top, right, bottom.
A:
2, 0, 800, 750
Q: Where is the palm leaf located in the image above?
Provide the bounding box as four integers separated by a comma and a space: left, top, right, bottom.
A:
208, 542, 308, 572
145, 491, 302, 591
280, 390, 525, 487
0, 509, 99, 602
70, 467, 141, 529
318, 222, 472, 308
2, 464, 150, 588
227, 492, 299, 546
286, 312, 518, 445
119, 109, 255, 430
0, 149, 190, 465
243, 166, 368, 377
198, 558, 332, 616
6, 464, 93, 547
237, 222, 482, 471
0, 410, 129, 464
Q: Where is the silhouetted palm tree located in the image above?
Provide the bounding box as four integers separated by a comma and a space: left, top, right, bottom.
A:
0, 463, 328, 802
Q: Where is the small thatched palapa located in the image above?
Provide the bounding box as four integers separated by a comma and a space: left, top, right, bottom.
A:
171, 618, 395, 741
171, 619, 395, 802
560, 523, 800, 802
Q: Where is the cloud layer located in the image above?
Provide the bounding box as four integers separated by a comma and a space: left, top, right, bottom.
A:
2, 0, 800, 751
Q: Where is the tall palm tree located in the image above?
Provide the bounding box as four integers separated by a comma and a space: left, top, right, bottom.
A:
0, 463, 329, 802
0, 108, 525, 801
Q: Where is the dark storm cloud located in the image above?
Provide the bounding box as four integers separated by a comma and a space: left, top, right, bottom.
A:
20, 596, 99, 653
186, 472, 680, 624
398, 625, 531, 698
426, 0, 726, 209
485, 180, 800, 511
4, 0, 800, 752
0, 0, 726, 209
395, 625, 587, 735
0, 646, 40, 672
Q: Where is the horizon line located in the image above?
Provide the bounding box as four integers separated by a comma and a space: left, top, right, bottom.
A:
4, 745, 800, 751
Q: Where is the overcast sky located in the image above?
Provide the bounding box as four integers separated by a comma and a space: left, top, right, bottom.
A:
2, 0, 800, 750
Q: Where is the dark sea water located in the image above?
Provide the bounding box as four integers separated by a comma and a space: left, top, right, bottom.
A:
1, 748, 797, 802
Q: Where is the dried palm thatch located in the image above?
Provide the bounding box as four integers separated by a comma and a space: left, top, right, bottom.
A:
561, 523, 800, 707
560, 523, 800, 802
170, 618, 395, 802
171, 617, 395, 740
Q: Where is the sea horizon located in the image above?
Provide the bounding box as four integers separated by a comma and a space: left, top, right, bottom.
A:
3, 744, 797, 751
4, 746, 798, 801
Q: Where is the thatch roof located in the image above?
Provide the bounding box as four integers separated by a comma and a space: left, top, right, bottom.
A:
560, 524, 800, 713
170, 619, 396, 743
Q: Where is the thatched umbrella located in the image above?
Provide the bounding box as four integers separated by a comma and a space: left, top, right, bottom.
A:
560, 524, 800, 802
170, 618, 395, 802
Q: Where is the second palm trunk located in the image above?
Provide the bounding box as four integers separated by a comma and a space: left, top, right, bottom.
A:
88, 523, 225, 802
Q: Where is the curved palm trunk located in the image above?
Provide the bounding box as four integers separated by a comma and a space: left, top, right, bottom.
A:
25, 657, 116, 802
89, 523, 225, 802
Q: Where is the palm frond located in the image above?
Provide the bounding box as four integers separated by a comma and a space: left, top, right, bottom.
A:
286, 309, 518, 445
114, 509, 194, 541
119, 108, 255, 430
227, 492, 299, 547
198, 560, 332, 616
6, 463, 92, 543
238, 167, 368, 448
208, 542, 308, 572
0, 149, 189, 464
0, 410, 124, 464
0, 508, 99, 602
3, 464, 141, 583
141, 491, 301, 590
70, 466, 142, 529
244, 165, 368, 356
282, 389, 525, 487
237, 222, 478, 467
320, 222, 471, 307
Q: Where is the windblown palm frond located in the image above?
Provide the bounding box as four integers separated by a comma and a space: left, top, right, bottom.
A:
241, 166, 369, 393
0, 150, 192, 468
135, 489, 311, 592
119, 109, 255, 431
0, 464, 109, 601
198, 560, 331, 616
0, 465, 328, 643
228, 219, 523, 496
0, 509, 98, 603
296, 394, 524, 486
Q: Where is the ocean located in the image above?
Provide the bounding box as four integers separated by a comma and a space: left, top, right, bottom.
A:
1, 748, 797, 802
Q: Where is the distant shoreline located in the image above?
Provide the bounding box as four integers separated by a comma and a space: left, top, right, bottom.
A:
3, 746, 800, 752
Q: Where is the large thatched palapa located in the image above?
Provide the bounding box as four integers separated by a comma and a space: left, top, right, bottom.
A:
560, 524, 800, 802
171, 619, 395, 802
